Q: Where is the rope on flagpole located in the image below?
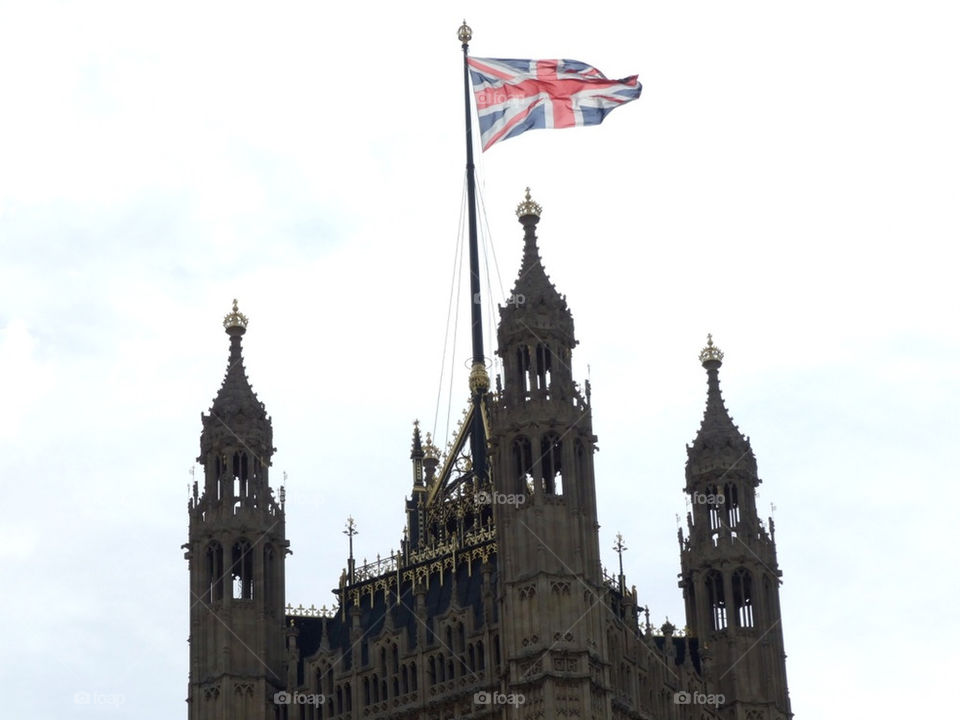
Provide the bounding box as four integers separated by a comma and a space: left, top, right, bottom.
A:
432, 176, 468, 442
476, 180, 506, 382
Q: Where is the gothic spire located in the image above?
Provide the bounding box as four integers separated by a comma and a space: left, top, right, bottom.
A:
410, 420, 424, 460
687, 334, 754, 475
498, 189, 575, 346
410, 420, 425, 489
199, 300, 273, 462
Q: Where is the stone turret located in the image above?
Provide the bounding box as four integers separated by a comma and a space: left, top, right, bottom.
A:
679, 336, 792, 719
489, 190, 610, 720
186, 300, 288, 720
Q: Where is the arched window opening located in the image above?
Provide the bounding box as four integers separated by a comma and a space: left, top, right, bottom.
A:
231, 540, 254, 600
371, 674, 378, 702
535, 343, 553, 392
468, 643, 476, 672
706, 571, 726, 631
575, 440, 589, 504
363, 678, 370, 705
344, 682, 352, 712
516, 345, 531, 396
707, 485, 723, 531
205, 542, 224, 602
428, 656, 436, 686
732, 568, 754, 628
541, 434, 563, 495
512, 436, 534, 495
477, 640, 485, 671
724, 482, 740, 527
263, 544, 275, 610
401, 665, 408, 694
335, 686, 342, 715
410, 662, 418, 692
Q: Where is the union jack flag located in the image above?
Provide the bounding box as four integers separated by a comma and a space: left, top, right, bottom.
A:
467, 57, 642, 151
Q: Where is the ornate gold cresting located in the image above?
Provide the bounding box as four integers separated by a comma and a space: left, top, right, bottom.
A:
423, 432, 439, 460
458, 20, 472, 44
223, 299, 249, 330
516, 187, 542, 218
469, 362, 490, 394
698, 333, 724, 364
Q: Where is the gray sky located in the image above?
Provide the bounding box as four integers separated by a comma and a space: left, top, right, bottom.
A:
1, 1, 957, 717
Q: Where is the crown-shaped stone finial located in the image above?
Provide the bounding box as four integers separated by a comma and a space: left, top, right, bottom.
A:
223, 299, 249, 331
698, 333, 724, 365
516, 187, 542, 218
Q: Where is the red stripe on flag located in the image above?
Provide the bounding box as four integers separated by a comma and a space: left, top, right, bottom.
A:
532, 60, 573, 128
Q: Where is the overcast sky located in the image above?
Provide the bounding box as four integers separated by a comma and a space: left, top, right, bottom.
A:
1, 1, 958, 718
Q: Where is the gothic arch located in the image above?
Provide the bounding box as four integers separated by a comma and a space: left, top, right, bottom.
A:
204, 541, 224, 602
512, 435, 534, 495
705, 570, 726, 631
541, 433, 563, 495
230, 539, 254, 600
732, 567, 755, 628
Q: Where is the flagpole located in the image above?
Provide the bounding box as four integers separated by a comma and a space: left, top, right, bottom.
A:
459, 20, 488, 482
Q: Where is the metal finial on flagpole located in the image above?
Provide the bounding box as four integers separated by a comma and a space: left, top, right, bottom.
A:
458, 20, 472, 45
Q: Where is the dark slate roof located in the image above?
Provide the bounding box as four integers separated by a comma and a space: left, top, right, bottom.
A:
289, 557, 496, 683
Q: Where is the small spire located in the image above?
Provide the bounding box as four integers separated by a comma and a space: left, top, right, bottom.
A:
499, 189, 574, 348
411, 420, 424, 459
613, 532, 628, 595
698, 333, 724, 366
510, 188, 560, 303
223, 298, 249, 332
516, 187, 542, 218
697, 335, 737, 437
344, 516, 358, 584
199, 299, 273, 467
687, 336, 753, 473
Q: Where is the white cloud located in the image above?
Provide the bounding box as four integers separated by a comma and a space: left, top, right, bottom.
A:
0, 320, 53, 440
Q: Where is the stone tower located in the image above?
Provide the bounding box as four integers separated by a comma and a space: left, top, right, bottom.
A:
678, 336, 791, 720
488, 191, 611, 719
185, 301, 288, 720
